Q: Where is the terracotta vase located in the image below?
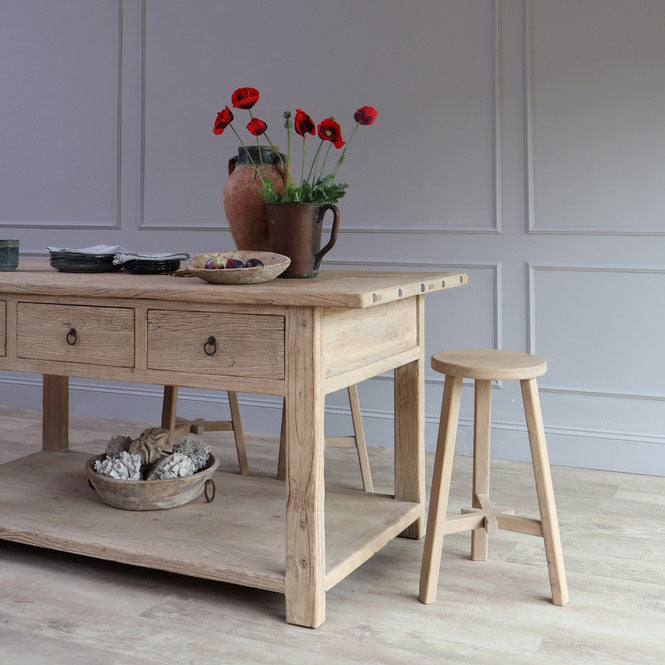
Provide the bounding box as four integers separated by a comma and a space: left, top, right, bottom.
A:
223, 146, 288, 251
267, 202, 340, 278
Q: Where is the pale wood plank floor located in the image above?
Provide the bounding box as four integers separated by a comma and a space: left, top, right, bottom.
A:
0, 406, 663, 664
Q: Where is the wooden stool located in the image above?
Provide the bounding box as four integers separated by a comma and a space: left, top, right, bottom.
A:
276, 385, 374, 492
419, 349, 568, 606
160, 386, 249, 475
160, 385, 373, 491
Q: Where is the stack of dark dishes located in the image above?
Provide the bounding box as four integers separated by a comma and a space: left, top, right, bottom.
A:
48, 246, 189, 274
48, 249, 121, 273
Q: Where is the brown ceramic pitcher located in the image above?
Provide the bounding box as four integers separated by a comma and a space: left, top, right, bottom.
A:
266, 203, 340, 278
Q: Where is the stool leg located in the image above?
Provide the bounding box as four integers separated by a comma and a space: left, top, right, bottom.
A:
348, 384, 374, 493
161, 386, 178, 436
228, 391, 250, 475
471, 379, 492, 561
419, 374, 463, 604
520, 378, 569, 606
277, 397, 287, 481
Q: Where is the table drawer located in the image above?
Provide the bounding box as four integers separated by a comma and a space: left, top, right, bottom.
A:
147, 310, 285, 379
17, 303, 135, 367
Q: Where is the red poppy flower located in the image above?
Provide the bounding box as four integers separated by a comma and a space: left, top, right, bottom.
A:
247, 117, 267, 136
231, 87, 260, 110
294, 108, 315, 137
213, 106, 234, 135
353, 106, 378, 126
317, 118, 345, 149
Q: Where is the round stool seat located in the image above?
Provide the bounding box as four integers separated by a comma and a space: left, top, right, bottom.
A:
431, 349, 547, 381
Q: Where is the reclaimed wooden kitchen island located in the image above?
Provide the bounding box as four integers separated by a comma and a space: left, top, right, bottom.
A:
0, 261, 467, 627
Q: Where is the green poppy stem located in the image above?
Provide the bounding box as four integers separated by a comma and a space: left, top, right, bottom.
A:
262, 133, 281, 157
307, 139, 324, 184
301, 136, 306, 186
263, 132, 291, 188
256, 137, 264, 166
331, 123, 359, 180
248, 109, 269, 179
229, 123, 266, 183
318, 143, 333, 181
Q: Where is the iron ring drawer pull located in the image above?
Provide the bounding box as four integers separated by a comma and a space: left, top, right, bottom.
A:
203, 336, 217, 356
204, 479, 216, 503
66, 328, 78, 346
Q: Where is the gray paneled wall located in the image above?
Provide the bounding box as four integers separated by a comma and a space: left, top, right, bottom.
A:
1, 0, 664, 474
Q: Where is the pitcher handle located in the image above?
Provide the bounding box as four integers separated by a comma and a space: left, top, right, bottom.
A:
276, 153, 289, 186
314, 204, 340, 271
228, 156, 237, 175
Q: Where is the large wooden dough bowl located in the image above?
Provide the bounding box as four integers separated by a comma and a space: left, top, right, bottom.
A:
86, 454, 219, 510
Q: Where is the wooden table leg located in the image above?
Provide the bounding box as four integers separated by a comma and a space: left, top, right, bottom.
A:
42, 374, 69, 452
394, 295, 425, 539
284, 307, 326, 628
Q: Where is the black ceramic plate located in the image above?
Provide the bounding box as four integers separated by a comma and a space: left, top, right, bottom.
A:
49, 251, 121, 273
123, 258, 183, 275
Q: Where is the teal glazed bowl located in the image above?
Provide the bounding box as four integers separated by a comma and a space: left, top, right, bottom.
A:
0, 240, 19, 271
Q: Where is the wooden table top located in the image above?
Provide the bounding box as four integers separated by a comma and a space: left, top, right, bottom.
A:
0, 260, 468, 309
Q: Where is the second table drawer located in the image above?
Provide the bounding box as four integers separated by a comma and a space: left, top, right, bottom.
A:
17, 303, 135, 367
147, 310, 285, 379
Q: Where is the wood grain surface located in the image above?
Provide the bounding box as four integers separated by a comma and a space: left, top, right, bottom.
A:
17, 302, 135, 367
147, 309, 285, 379
323, 298, 417, 380
431, 349, 547, 381
0, 408, 663, 664
284, 306, 326, 627
41, 375, 69, 452
0, 450, 418, 598
1, 260, 468, 309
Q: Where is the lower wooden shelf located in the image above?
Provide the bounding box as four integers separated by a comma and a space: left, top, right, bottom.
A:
0, 452, 419, 594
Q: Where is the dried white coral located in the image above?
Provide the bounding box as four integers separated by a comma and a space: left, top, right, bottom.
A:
105, 435, 132, 458
94, 451, 143, 481
146, 452, 195, 480
173, 434, 211, 471
127, 427, 172, 464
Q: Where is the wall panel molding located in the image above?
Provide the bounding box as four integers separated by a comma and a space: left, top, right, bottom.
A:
522, 0, 665, 236
18, 250, 47, 259
3, 372, 663, 447
138, 0, 502, 235
527, 262, 665, 400
137, 0, 148, 230
0, 0, 123, 230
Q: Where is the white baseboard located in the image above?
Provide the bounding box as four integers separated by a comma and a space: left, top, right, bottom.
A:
0, 374, 663, 476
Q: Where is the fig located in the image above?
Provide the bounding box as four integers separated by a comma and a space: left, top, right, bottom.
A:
245, 258, 264, 268
205, 254, 225, 269
225, 258, 245, 269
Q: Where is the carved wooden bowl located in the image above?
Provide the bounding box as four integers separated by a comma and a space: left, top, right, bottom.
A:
186, 251, 290, 284
86, 454, 219, 511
